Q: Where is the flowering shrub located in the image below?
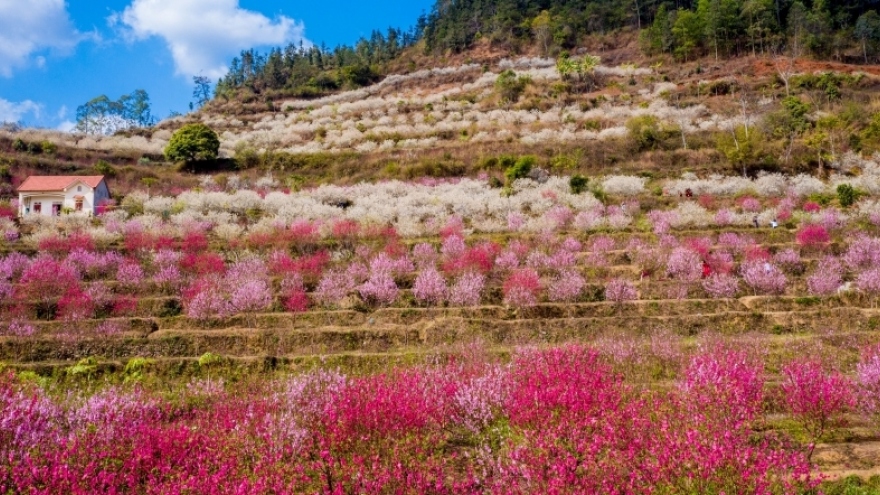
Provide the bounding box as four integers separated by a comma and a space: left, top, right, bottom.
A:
681, 349, 764, 422
781, 360, 854, 455
856, 268, 880, 296
359, 273, 399, 306
448, 271, 485, 306
796, 224, 830, 249
702, 273, 739, 299
547, 269, 585, 302
605, 278, 637, 303
807, 256, 843, 296
740, 260, 787, 295
503, 268, 541, 307
413, 266, 447, 305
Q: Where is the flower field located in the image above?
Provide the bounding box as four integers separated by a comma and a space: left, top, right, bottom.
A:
5, 169, 880, 491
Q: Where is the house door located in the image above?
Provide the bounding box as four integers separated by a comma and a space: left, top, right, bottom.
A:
52, 203, 62, 216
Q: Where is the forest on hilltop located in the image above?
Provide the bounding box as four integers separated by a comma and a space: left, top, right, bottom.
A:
214, 0, 880, 101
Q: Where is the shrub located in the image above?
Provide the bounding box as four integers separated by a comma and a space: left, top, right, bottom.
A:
795, 224, 830, 249
503, 268, 541, 307
740, 260, 787, 295
495, 69, 530, 102
504, 156, 535, 184
781, 360, 854, 457
837, 184, 858, 208
806, 257, 843, 296
547, 270, 586, 302
413, 266, 447, 305
94, 160, 116, 177
605, 278, 637, 303
359, 273, 399, 306
164, 123, 220, 163
569, 175, 588, 194
702, 273, 739, 299
448, 271, 485, 306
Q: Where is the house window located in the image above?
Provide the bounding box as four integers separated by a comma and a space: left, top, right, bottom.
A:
52, 203, 62, 216
33, 202, 41, 214
77, 186, 82, 192
75, 198, 83, 211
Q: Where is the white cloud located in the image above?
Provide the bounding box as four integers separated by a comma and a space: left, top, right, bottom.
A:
0, 0, 81, 76
57, 120, 76, 132
0, 98, 41, 123
117, 0, 308, 79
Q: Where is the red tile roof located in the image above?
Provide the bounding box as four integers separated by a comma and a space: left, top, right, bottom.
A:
17, 176, 105, 192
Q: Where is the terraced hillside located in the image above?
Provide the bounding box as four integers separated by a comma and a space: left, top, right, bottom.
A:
5, 164, 880, 483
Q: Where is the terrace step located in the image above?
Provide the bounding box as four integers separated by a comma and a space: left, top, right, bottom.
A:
3, 307, 878, 363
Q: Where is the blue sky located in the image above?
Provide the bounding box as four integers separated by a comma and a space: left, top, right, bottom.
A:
0, 0, 434, 130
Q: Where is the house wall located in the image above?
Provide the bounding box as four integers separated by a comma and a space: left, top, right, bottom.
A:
64, 183, 98, 214
93, 182, 110, 209
18, 194, 66, 217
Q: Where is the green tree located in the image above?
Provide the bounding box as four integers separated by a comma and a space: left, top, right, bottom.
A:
717, 124, 767, 176
856, 11, 880, 63
672, 9, 704, 61
698, 0, 742, 60
556, 54, 601, 92
642, 5, 675, 55
75, 90, 153, 134
742, 0, 778, 56
164, 124, 220, 163
192, 76, 213, 109
532, 10, 553, 56
495, 70, 530, 103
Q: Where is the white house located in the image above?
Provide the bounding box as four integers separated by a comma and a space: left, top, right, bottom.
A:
17, 176, 110, 217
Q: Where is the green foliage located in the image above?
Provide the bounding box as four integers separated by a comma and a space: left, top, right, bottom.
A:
165, 124, 220, 163
556, 54, 601, 92
198, 352, 224, 368
808, 192, 835, 207
569, 174, 588, 194
11, 138, 25, 152
75, 89, 154, 134
766, 97, 811, 139
215, 26, 417, 100
716, 125, 768, 174
339, 64, 380, 88
124, 357, 154, 384
820, 475, 880, 495
837, 184, 859, 208
66, 357, 99, 379
626, 115, 677, 151
860, 112, 880, 153
856, 11, 880, 62
504, 155, 535, 184
40, 140, 56, 154
233, 142, 260, 170
495, 70, 530, 103
94, 160, 117, 177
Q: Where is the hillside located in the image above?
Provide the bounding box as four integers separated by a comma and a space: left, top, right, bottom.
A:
7, 3, 880, 490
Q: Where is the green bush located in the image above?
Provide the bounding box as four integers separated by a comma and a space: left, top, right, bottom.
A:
569, 174, 589, 194
198, 352, 224, 367
837, 183, 858, 208
94, 160, 117, 177
495, 70, 530, 103
626, 115, 676, 151
164, 123, 220, 163
233, 142, 260, 169
504, 155, 535, 184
